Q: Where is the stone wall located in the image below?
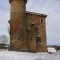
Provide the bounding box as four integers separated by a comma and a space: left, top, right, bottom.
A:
26, 12, 48, 52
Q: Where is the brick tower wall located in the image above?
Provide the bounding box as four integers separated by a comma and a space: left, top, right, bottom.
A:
9, 0, 27, 51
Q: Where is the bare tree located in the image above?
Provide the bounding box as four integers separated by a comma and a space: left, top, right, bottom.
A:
0, 35, 8, 44
0, 35, 9, 48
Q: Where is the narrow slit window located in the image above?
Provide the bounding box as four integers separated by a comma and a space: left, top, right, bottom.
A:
41, 18, 43, 23
18, 38, 19, 40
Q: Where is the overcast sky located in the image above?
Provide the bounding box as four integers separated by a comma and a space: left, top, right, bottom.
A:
0, 0, 60, 45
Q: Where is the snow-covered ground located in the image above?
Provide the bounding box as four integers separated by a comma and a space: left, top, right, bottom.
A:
0, 50, 60, 60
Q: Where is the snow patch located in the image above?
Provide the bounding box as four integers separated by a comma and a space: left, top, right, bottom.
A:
48, 47, 56, 52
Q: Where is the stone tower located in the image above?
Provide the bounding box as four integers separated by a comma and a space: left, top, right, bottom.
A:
9, 0, 27, 51
9, 0, 48, 52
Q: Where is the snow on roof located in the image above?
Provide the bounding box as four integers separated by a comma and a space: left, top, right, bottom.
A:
26, 11, 47, 17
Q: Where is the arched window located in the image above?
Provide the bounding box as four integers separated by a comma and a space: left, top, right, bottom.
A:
36, 37, 41, 43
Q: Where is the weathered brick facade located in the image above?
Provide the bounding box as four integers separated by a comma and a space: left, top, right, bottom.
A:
9, 0, 48, 52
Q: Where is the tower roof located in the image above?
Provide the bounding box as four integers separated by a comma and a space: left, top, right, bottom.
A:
26, 11, 47, 18
9, 0, 27, 3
